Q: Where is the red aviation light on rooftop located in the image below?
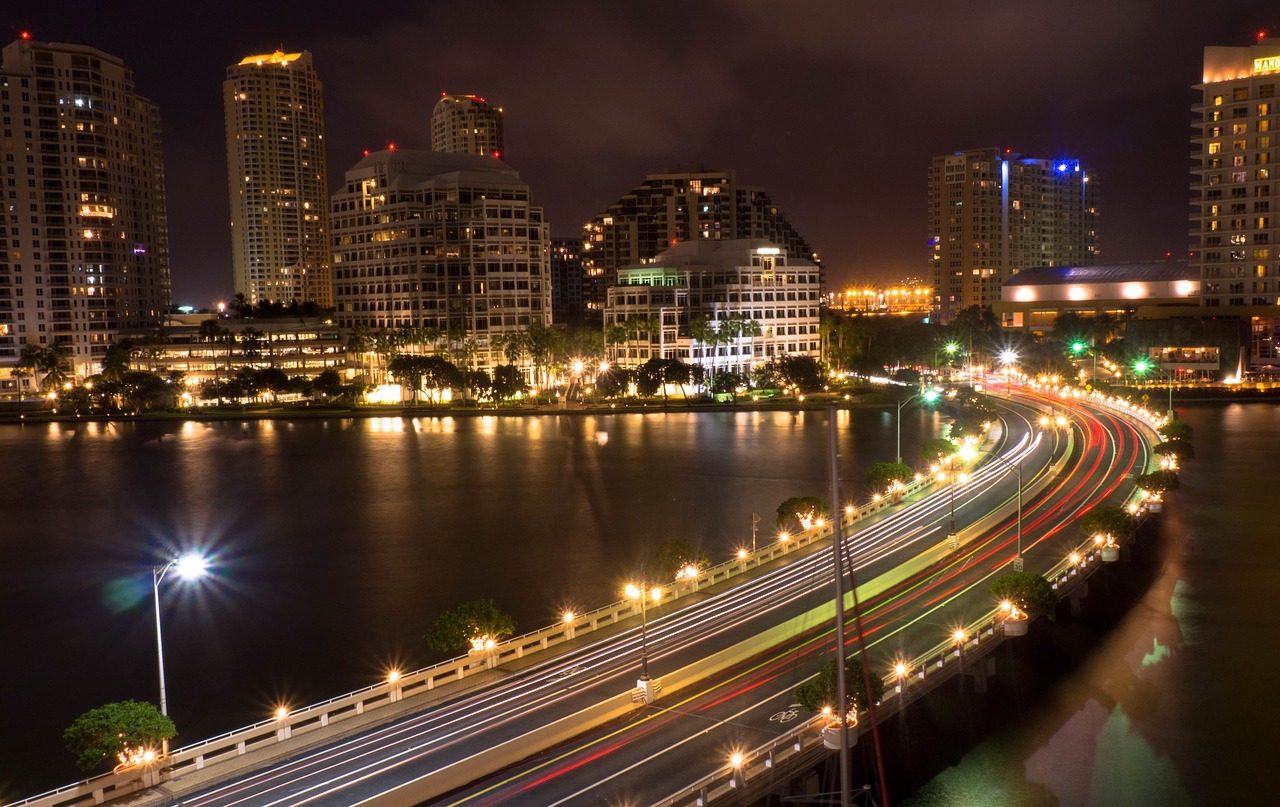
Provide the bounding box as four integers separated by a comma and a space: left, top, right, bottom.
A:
492, 150, 501, 159
362, 149, 369, 157
1260, 30, 1268, 40
388, 142, 396, 151
21, 31, 31, 40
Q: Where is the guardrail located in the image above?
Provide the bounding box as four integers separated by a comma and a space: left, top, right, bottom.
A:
4, 470, 943, 807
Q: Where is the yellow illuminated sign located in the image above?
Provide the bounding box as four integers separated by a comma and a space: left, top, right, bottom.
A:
1254, 55, 1280, 75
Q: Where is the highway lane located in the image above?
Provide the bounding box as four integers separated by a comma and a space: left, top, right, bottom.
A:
434, 392, 1153, 806
166, 399, 1082, 807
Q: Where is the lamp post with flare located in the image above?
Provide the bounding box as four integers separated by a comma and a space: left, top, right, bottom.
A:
152, 553, 209, 717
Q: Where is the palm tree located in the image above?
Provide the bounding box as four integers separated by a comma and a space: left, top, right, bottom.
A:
39, 343, 72, 392
14, 344, 42, 394
345, 325, 374, 382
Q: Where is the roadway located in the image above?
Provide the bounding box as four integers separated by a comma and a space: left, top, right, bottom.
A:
161, 391, 1151, 807
436, 391, 1153, 805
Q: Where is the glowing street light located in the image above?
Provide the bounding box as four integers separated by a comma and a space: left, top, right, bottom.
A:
999, 349, 1019, 394
152, 553, 209, 717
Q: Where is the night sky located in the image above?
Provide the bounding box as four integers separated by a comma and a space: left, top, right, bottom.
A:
9, 1, 1278, 307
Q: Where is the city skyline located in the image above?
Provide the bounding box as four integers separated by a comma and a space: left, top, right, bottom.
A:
9, 1, 1276, 307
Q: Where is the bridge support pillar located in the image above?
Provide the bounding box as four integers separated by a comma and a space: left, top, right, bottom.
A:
965, 656, 996, 694
1069, 581, 1088, 617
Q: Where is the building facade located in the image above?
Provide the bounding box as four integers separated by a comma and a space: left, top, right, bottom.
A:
330, 149, 551, 373
605, 239, 822, 375
1191, 39, 1280, 371
583, 165, 820, 323
928, 148, 1098, 322
994, 262, 1198, 332
829, 282, 932, 315
224, 50, 331, 307
550, 237, 584, 326
132, 314, 345, 385
0, 36, 171, 382
430, 93, 504, 158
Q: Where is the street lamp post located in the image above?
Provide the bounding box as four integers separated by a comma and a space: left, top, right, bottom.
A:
944, 469, 967, 551
152, 553, 209, 717
990, 452, 1024, 571
625, 582, 661, 703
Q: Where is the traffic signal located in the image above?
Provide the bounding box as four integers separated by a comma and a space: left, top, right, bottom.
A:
922, 388, 941, 404
1133, 358, 1152, 374
1070, 340, 1087, 355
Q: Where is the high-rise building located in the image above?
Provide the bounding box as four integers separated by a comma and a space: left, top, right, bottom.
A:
550, 237, 584, 325
0, 36, 171, 381
430, 93, 504, 158
583, 164, 819, 322
1194, 41, 1280, 309
1192, 39, 1280, 368
928, 148, 1098, 322
224, 49, 331, 307
330, 149, 550, 375
604, 239, 822, 373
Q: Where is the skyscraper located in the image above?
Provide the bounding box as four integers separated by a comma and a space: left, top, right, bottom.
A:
430, 93, 504, 158
1194, 39, 1280, 367
928, 148, 1098, 322
0, 36, 170, 380
1194, 40, 1280, 308
582, 164, 819, 322
330, 149, 551, 375
224, 49, 331, 307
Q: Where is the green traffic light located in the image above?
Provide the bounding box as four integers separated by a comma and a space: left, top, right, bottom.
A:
922, 389, 941, 403
944, 342, 959, 355
1070, 341, 1087, 355
1133, 359, 1152, 373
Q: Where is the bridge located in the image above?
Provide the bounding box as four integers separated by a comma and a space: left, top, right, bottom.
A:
5, 386, 1162, 807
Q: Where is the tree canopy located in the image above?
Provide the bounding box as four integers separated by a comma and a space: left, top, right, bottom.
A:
1136, 469, 1180, 494
655, 538, 712, 581
63, 700, 175, 772
1080, 505, 1133, 539
776, 496, 830, 532
989, 572, 1057, 619
793, 656, 885, 716
864, 462, 913, 492
424, 599, 516, 654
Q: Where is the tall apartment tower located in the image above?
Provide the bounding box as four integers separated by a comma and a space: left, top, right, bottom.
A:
582, 164, 820, 322
928, 148, 1098, 322
1194, 40, 1280, 310
0, 36, 170, 380
224, 49, 331, 307
330, 149, 551, 374
430, 94, 504, 158
550, 237, 584, 326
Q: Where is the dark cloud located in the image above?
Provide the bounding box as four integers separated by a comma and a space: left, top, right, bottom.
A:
12, 1, 1278, 303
